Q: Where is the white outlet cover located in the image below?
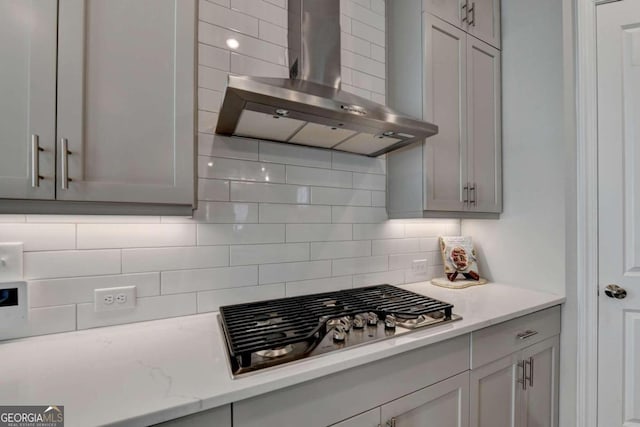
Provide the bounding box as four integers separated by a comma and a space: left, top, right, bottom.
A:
94, 286, 136, 312
0, 242, 23, 282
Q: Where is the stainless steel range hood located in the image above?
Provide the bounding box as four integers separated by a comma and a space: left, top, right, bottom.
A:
215, 0, 438, 157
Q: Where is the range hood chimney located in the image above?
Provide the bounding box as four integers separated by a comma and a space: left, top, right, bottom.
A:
215, 0, 438, 157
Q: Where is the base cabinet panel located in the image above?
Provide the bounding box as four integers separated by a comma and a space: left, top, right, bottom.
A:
470, 353, 520, 427
520, 337, 559, 427
381, 372, 470, 427
153, 405, 231, 427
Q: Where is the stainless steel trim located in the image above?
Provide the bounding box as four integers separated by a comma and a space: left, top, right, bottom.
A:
516, 329, 539, 340
60, 138, 70, 190
469, 2, 476, 26
31, 135, 42, 188
518, 360, 527, 390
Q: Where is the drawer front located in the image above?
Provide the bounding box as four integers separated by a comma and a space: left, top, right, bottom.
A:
471, 306, 561, 369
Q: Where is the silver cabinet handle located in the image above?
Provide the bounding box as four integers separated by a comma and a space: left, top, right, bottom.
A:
516, 329, 538, 340
461, 0, 468, 24
469, 1, 476, 26
386, 418, 397, 427
60, 138, 71, 190
463, 184, 469, 204
517, 360, 527, 390
469, 183, 476, 205
31, 135, 43, 188
526, 356, 534, 387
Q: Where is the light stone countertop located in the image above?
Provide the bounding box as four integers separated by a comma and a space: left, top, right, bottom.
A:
0, 281, 565, 426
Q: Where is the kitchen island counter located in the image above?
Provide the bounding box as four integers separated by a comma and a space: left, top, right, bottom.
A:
0, 281, 564, 426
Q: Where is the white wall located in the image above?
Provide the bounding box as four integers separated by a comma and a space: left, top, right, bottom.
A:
0, 0, 459, 340
461, 0, 566, 296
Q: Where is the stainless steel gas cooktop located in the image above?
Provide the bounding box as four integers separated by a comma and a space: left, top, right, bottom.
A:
219, 284, 461, 377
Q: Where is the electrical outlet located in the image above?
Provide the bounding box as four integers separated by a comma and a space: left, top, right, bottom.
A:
0, 243, 23, 282
411, 259, 428, 276
94, 286, 136, 312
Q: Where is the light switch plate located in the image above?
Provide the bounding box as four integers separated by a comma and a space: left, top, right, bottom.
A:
0, 243, 23, 282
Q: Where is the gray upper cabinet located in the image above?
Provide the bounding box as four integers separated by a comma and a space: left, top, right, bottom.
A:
0, 0, 196, 214
423, 0, 501, 49
387, 1, 501, 219
0, 0, 57, 200
56, 0, 195, 206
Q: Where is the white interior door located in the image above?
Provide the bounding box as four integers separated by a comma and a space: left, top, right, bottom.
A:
597, 1, 640, 425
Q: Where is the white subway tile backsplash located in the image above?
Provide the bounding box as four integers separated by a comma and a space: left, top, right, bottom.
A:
199, 156, 285, 182
310, 240, 371, 260
231, 182, 310, 204
77, 224, 195, 249
24, 250, 121, 280
353, 172, 386, 190
310, 187, 371, 206
260, 141, 332, 168
259, 203, 332, 223
162, 265, 258, 294
259, 260, 331, 284
230, 243, 308, 265
332, 255, 388, 276
199, 0, 259, 37
198, 224, 285, 245
193, 202, 258, 223
122, 246, 229, 273
199, 134, 260, 161
372, 238, 421, 255
199, 43, 230, 71
353, 269, 404, 287
332, 206, 388, 223
331, 151, 386, 174
198, 179, 230, 201
4, 0, 461, 337
197, 283, 285, 312
285, 276, 353, 297
286, 166, 352, 188
286, 224, 353, 242
199, 21, 287, 66
29, 273, 160, 308
77, 294, 197, 329
353, 223, 405, 239
0, 224, 75, 251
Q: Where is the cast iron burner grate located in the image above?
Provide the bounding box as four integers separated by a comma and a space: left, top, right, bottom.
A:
219, 284, 454, 369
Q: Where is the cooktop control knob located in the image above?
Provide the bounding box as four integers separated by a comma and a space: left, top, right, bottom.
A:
385, 314, 397, 329
353, 314, 366, 329
367, 312, 379, 326
333, 326, 347, 342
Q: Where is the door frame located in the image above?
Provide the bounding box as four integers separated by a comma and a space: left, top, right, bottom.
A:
575, 1, 613, 426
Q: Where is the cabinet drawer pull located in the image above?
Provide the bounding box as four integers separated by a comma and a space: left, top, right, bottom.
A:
386, 418, 397, 427
517, 360, 527, 390
469, 183, 476, 205
516, 329, 538, 340
461, 1, 468, 23
526, 356, 534, 387
463, 184, 469, 204
31, 134, 43, 188
469, 2, 476, 26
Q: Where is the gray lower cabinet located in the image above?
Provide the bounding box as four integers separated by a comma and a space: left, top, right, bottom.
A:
0, 0, 196, 214
470, 307, 560, 427
153, 405, 231, 427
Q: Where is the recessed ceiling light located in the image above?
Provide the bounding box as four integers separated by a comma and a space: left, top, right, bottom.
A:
226, 38, 239, 49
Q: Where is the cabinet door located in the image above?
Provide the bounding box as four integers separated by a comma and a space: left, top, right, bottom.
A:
153, 405, 231, 427
56, 0, 195, 205
423, 0, 465, 29
520, 336, 559, 427
331, 408, 381, 427
380, 371, 469, 427
0, 0, 56, 200
466, 0, 500, 49
423, 14, 468, 212
470, 353, 521, 427
466, 36, 501, 213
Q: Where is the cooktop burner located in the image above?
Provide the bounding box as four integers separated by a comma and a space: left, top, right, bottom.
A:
219, 284, 461, 376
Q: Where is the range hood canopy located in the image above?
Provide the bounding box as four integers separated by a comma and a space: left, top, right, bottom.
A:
215, 0, 438, 157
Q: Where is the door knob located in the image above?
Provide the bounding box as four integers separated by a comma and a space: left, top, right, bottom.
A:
604, 284, 627, 299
